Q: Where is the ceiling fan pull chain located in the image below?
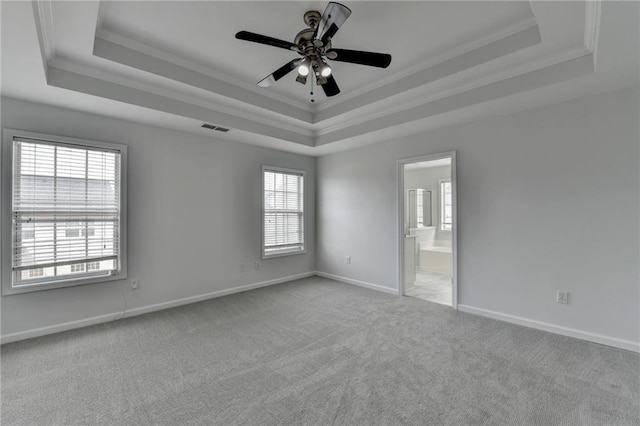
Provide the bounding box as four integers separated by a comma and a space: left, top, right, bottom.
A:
310, 77, 315, 103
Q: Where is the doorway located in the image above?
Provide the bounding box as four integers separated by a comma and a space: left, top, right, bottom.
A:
398, 152, 457, 308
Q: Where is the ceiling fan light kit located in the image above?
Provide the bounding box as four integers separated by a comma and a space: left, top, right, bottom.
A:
235, 2, 392, 100
297, 57, 312, 76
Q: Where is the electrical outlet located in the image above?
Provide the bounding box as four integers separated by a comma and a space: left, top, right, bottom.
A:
131, 279, 138, 290
254, 262, 260, 271
239, 264, 246, 272
557, 290, 569, 304
346, 256, 351, 264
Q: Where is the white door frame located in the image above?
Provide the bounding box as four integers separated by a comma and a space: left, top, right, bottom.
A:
397, 151, 458, 309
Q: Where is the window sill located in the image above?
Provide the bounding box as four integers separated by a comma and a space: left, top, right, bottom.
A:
262, 249, 307, 260
2, 272, 126, 296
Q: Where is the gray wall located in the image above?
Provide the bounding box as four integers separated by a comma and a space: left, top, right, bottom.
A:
2, 87, 638, 348
317, 88, 639, 344
1, 97, 316, 337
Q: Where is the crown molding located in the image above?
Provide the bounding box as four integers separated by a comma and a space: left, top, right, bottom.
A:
31, 0, 55, 79
316, 44, 592, 136
93, 35, 314, 124
48, 56, 313, 136
584, 0, 602, 66
315, 53, 594, 146
95, 0, 107, 35
315, 16, 539, 113
46, 64, 314, 147
313, 24, 542, 124
95, 28, 312, 113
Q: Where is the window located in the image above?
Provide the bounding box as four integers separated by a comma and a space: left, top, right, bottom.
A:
65, 222, 95, 238
440, 179, 453, 231
262, 166, 305, 258
2, 129, 127, 294
69, 263, 85, 273
416, 190, 424, 227
416, 189, 432, 228
22, 224, 35, 240
28, 268, 44, 278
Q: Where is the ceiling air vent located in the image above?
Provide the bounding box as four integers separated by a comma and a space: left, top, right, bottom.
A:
201, 123, 231, 132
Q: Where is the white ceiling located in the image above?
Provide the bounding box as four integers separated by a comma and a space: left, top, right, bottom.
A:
98, 1, 534, 104
1, 1, 638, 156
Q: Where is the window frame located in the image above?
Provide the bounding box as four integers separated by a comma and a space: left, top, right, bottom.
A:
261, 165, 306, 259
1, 128, 128, 295
439, 178, 453, 232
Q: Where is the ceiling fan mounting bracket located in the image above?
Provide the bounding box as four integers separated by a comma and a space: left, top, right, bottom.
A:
303, 10, 321, 28
295, 11, 331, 51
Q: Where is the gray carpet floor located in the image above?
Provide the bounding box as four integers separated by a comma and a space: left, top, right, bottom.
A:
1, 276, 638, 425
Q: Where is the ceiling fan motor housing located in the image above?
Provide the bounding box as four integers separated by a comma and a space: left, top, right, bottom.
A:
294, 28, 316, 46
295, 11, 331, 50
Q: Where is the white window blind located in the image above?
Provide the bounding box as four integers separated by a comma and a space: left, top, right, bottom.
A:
263, 167, 304, 257
416, 189, 424, 227
10, 137, 122, 288
440, 179, 452, 231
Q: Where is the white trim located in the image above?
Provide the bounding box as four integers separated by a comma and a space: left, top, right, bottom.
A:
0, 272, 315, 345
31, 0, 55, 79
397, 152, 458, 309
314, 271, 398, 295
458, 304, 640, 353
93, 30, 312, 113
314, 45, 591, 140
45, 65, 315, 148
316, 17, 540, 113
41, 42, 594, 152
1, 311, 119, 346
584, 0, 602, 54
46, 57, 315, 139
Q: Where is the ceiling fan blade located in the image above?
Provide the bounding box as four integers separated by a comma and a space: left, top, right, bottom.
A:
314, 2, 352, 46
326, 49, 392, 68
322, 75, 340, 97
257, 59, 299, 87
235, 31, 298, 51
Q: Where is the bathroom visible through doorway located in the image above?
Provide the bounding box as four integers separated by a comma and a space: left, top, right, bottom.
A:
399, 152, 457, 307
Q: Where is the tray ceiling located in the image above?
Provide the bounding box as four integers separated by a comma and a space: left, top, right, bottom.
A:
97, 1, 535, 105
1, 1, 638, 155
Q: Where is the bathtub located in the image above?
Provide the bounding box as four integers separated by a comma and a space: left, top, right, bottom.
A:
419, 242, 452, 274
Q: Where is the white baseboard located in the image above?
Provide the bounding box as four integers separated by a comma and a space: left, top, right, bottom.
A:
6, 275, 634, 354
122, 272, 314, 318
0, 272, 315, 345
314, 271, 399, 295
458, 304, 640, 353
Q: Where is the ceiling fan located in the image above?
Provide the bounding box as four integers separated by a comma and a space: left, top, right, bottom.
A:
235, 2, 392, 100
